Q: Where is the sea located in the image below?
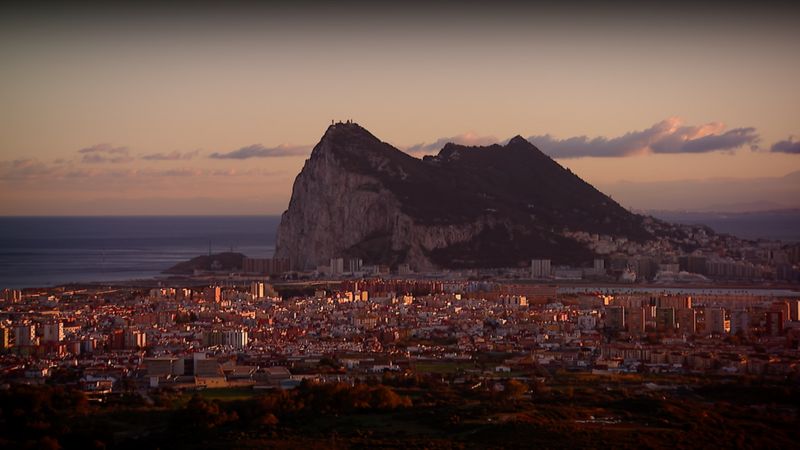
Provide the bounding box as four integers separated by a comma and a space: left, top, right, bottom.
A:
650, 210, 800, 242
0, 211, 798, 290
0, 216, 279, 289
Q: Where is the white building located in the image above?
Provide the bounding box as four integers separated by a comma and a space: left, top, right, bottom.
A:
250, 282, 265, 299
330, 258, 344, 275
14, 324, 37, 346
705, 308, 730, 335
531, 259, 551, 279
42, 322, 64, 343
224, 329, 249, 348
204, 328, 249, 349
124, 328, 147, 349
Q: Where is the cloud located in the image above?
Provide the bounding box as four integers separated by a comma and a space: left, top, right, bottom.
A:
78, 143, 133, 163
81, 153, 133, 164
771, 137, 800, 154
0, 158, 118, 181
528, 117, 760, 158
62, 168, 101, 178
0, 158, 278, 182
9, 196, 282, 216
404, 132, 499, 155
72, 167, 278, 178
669, 128, 758, 153
209, 144, 310, 159
141, 150, 200, 161
78, 144, 129, 155
0, 158, 58, 180
133, 168, 277, 177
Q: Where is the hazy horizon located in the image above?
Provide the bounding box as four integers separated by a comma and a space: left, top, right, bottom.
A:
2, 1, 799, 215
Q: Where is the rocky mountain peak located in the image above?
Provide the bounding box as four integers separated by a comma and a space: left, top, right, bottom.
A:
321, 121, 374, 140
275, 123, 652, 271
311, 121, 413, 171
506, 135, 530, 146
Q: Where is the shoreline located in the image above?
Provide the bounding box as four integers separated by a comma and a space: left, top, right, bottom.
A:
9, 273, 799, 297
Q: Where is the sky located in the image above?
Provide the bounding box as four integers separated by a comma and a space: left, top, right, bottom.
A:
1, 1, 799, 215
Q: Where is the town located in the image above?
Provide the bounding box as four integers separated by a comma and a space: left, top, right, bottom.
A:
2, 263, 798, 394
2, 241, 799, 448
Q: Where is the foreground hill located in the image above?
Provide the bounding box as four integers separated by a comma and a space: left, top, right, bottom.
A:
4, 374, 797, 449
275, 122, 652, 270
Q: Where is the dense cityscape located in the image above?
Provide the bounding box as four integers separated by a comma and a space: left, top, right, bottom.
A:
2, 245, 800, 447
3, 251, 800, 392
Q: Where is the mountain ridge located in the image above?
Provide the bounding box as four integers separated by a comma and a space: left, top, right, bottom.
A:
275, 122, 653, 270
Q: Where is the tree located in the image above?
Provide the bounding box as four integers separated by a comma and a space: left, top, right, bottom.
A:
504, 380, 528, 401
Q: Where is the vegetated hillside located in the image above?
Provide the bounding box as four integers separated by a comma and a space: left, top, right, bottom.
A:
163, 252, 245, 274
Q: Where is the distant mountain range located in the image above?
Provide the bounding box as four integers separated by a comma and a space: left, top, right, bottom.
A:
275, 123, 659, 270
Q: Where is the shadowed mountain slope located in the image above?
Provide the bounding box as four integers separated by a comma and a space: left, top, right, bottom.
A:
275, 122, 651, 270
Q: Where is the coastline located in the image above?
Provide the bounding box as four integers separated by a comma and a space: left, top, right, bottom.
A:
10, 272, 799, 297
